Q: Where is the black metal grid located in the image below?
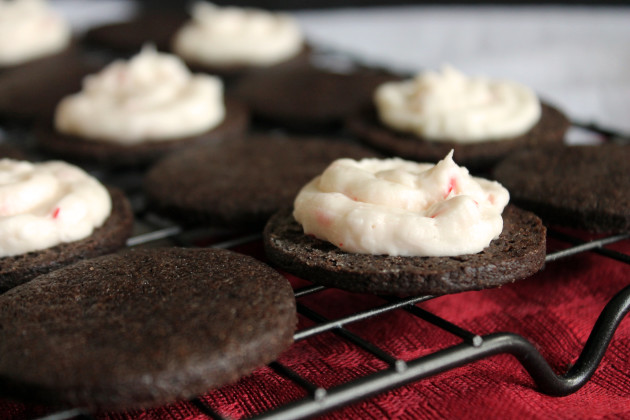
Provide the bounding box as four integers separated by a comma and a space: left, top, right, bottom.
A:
30, 122, 630, 420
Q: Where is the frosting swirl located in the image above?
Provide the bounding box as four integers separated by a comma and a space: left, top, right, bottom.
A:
0, 0, 71, 66
0, 159, 111, 257
374, 66, 541, 142
172, 2, 304, 67
54, 46, 225, 143
293, 151, 509, 257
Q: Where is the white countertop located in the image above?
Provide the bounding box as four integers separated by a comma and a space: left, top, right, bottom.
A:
58, 1, 630, 142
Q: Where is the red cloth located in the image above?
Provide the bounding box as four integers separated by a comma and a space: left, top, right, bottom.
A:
3, 236, 630, 420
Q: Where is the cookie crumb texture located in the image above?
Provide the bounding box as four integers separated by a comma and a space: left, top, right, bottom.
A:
264, 205, 546, 296
0, 248, 297, 410
0, 187, 133, 293
493, 144, 630, 233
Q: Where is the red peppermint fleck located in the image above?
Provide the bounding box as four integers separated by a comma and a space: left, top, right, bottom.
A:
339, 243, 344, 247
445, 177, 457, 198
52, 207, 60, 219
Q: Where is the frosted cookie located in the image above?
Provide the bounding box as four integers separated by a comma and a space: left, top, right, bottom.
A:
0, 0, 72, 70
0, 159, 133, 292
264, 152, 546, 296
347, 66, 569, 170
493, 144, 630, 233
144, 136, 379, 230
0, 247, 297, 410
85, 3, 309, 79
37, 47, 248, 166
171, 2, 309, 77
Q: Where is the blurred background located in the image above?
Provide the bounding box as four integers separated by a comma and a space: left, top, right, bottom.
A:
56, 0, 630, 141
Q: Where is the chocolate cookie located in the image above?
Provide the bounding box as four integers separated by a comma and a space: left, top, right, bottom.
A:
0, 247, 296, 410
264, 205, 546, 296
234, 64, 399, 132
493, 144, 630, 233
0, 187, 133, 293
83, 10, 310, 80
0, 54, 104, 124
35, 99, 249, 167
0, 143, 26, 160
144, 136, 379, 229
183, 45, 311, 82
347, 102, 570, 171
83, 10, 187, 53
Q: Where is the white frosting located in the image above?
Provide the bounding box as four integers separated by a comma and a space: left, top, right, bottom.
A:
54, 46, 225, 143
374, 66, 541, 142
172, 2, 304, 67
0, 159, 112, 258
293, 151, 509, 257
0, 0, 71, 66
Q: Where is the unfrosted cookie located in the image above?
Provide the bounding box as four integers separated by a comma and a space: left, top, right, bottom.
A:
0, 54, 103, 124
493, 144, 630, 232
84, 10, 187, 53
264, 205, 546, 296
144, 136, 379, 229
234, 64, 398, 131
0, 247, 296, 410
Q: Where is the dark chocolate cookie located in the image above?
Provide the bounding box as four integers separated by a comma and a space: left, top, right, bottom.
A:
0, 54, 104, 124
183, 45, 311, 82
234, 64, 399, 132
83, 10, 187, 53
347, 102, 570, 171
0, 187, 133, 293
0, 143, 26, 160
264, 205, 546, 296
144, 136, 379, 229
493, 144, 630, 233
83, 10, 310, 80
0, 247, 296, 410
35, 99, 249, 167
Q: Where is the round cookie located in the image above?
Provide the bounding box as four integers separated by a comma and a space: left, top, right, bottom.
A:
0, 143, 26, 160
0, 54, 104, 124
36, 99, 249, 167
144, 136, 380, 230
347, 102, 570, 171
234, 64, 399, 132
493, 144, 630, 233
83, 10, 188, 53
183, 45, 311, 82
264, 205, 546, 296
0, 187, 133, 293
83, 10, 310, 80
0, 247, 297, 410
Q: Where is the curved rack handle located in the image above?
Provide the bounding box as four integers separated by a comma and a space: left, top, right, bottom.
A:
254, 283, 630, 420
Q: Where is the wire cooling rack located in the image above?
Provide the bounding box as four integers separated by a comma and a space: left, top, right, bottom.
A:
23, 121, 629, 420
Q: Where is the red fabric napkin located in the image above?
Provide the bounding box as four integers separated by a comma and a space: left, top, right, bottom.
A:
3, 236, 630, 419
